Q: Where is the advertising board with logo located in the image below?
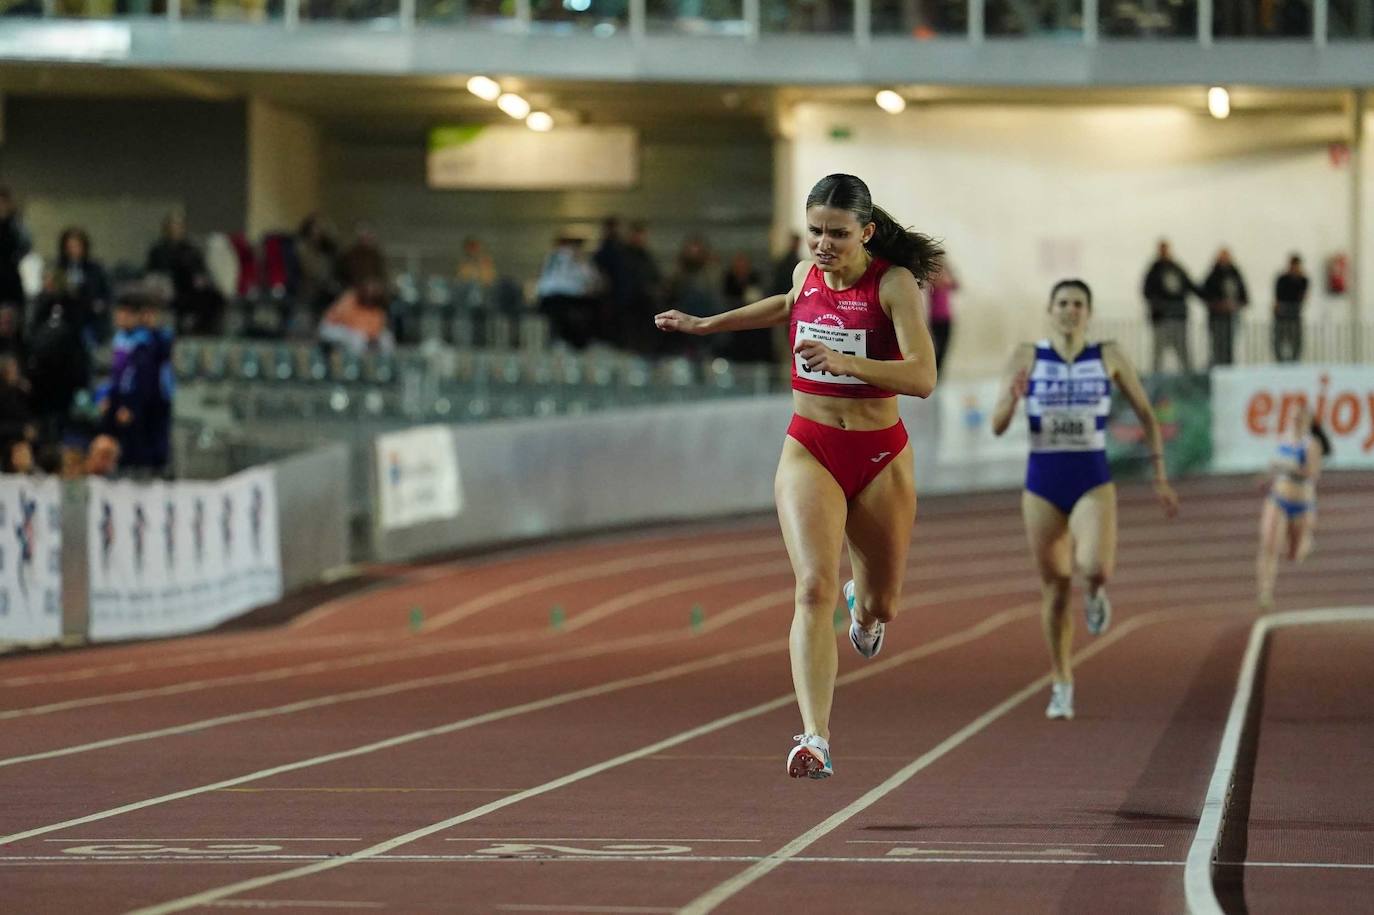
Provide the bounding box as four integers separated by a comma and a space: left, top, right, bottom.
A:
376, 426, 464, 531
87, 468, 282, 641
1212, 366, 1374, 471
0, 476, 62, 644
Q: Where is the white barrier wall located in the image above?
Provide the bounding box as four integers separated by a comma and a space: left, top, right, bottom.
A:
1213, 365, 1374, 471
87, 467, 283, 641
0, 477, 63, 645
371, 392, 1027, 563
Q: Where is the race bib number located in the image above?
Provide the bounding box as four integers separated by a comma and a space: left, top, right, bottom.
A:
795, 321, 865, 385
1041, 409, 1096, 449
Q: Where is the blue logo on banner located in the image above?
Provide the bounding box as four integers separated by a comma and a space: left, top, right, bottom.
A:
132, 502, 147, 574
221, 493, 234, 558
163, 500, 176, 569
100, 500, 115, 572
16, 489, 36, 595
192, 497, 205, 566
250, 485, 263, 556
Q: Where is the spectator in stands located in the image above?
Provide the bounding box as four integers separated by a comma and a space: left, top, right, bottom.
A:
339, 223, 388, 291
0, 354, 32, 448
1273, 253, 1309, 363
926, 260, 958, 371
318, 276, 395, 355
4, 437, 33, 474
84, 433, 120, 479
0, 186, 31, 310
622, 221, 663, 354
101, 297, 166, 479
1141, 239, 1200, 374
769, 231, 803, 296
0, 303, 25, 364
593, 217, 632, 348
1201, 247, 1249, 367
536, 234, 601, 349
26, 291, 90, 447
721, 251, 771, 362
296, 213, 341, 316
146, 213, 223, 336
55, 226, 113, 345
456, 235, 497, 294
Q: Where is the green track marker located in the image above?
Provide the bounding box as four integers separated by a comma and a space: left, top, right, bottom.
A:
408, 607, 424, 632
550, 606, 565, 630
690, 604, 705, 632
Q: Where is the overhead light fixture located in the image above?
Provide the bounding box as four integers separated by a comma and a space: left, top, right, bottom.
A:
1208, 86, 1231, 119
466, 75, 501, 101
526, 111, 554, 132
497, 93, 531, 120
875, 90, 906, 114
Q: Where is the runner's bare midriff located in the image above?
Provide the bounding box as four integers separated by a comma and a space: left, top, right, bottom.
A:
793, 389, 900, 431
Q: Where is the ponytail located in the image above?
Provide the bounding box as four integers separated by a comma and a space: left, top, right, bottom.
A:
1311, 421, 1333, 456
805, 173, 944, 286
866, 206, 944, 286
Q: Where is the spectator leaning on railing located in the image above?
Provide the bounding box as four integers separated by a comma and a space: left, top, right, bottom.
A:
0, 186, 32, 311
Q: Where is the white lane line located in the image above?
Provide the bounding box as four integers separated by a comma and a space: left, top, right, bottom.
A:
494, 901, 676, 906
0, 639, 787, 848
845, 839, 1167, 847
678, 607, 1199, 915
0, 561, 794, 720
0, 582, 798, 769
443, 838, 763, 843
1184, 605, 1374, 915
205, 903, 383, 911
123, 604, 1038, 915
43, 838, 360, 842
0, 853, 1190, 867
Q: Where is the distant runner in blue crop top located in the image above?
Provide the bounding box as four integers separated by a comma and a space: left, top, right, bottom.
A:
992, 279, 1179, 722
1257, 402, 1330, 610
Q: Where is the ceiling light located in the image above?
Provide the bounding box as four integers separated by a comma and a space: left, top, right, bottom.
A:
497, 93, 531, 119
466, 76, 500, 101
875, 90, 906, 114
1208, 86, 1231, 119
526, 111, 554, 132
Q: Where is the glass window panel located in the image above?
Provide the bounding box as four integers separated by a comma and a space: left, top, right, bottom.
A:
986, 0, 1083, 35
645, 0, 748, 35
1328, 0, 1373, 37
301, 0, 400, 21
181, 0, 283, 20
1213, 0, 1311, 36
417, 0, 516, 25
760, 0, 854, 33
870, 0, 966, 37
530, 0, 629, 32
1101, 0, 1196, 36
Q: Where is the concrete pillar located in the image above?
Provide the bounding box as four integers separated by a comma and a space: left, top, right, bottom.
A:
246, 97, 321, 239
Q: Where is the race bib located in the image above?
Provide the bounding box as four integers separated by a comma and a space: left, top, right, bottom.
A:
795, 321, 866, 385
1040, 408, 1096, 449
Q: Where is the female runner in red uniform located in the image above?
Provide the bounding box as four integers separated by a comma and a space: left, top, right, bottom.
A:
655, 173, 940, 778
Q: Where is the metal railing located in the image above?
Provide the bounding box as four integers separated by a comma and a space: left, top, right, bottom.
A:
10, 0, 1372, 42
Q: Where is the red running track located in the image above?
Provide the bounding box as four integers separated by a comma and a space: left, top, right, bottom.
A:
1, 473, 1371, 914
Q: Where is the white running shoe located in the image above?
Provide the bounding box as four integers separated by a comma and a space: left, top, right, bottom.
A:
787, 734, 834, 779
845, 579, 884, 659
1045, 682, 1075, 720
1084, 589, 1112, 636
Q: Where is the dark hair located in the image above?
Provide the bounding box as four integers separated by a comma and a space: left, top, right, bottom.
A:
1048, 279, 1093, 308
805, 174, 943, 285
1310, 420, 1332, 457
58, 227, 91, 264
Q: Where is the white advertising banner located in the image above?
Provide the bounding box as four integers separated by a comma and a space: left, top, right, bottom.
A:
87, 468, 282, 641
1212, 365, 1374, 471
0, 476, 62, 644
376, 425, 464, 531
936, 377, 1029, 465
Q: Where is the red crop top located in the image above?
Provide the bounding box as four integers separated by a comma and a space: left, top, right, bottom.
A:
790, 257, 903, 399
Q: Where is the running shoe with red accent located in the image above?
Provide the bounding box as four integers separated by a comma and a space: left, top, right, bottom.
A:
787, 734, 833, 779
